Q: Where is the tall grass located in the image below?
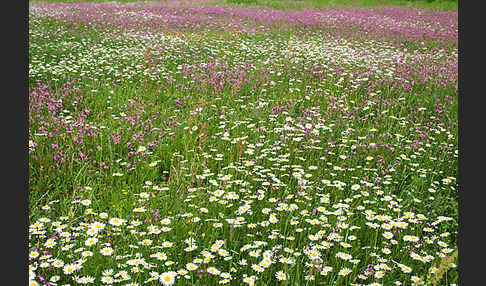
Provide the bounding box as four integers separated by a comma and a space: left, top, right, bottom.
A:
224, 0, 458, 10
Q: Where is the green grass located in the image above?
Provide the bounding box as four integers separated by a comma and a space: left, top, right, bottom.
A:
216, 0, 458, 10
28, 0, 458, 11
29, 0, 148, 2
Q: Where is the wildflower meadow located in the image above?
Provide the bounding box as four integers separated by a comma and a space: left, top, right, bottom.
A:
28, 0, 458, 285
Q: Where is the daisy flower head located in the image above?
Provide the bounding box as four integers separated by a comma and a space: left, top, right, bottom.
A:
109, 218, 125, 226
220, 272, 231, 279
403, 235, 419, 243
323, 266, 333, 272
243, 275, 257, 285
269, 214, 279, 224
193, 258, 203, 264
80, 199, 91, 206
252, 264, 264, 273
151, 252, 167, 261
320, 269, 330, 276
305, 274, 315, 281
275, 271, 287, 281
159, 271, 176, 286
29, 251, 39, 259
279, 257, 295, 264
63, 264, 77, 275
207, 266, 221, 275
149, 161, 158, 167
133, 207, 146, 213
86, 228, 98, 236
400, 264, 412, 273
338, 268, 352, 276
218, 249, 229, 257
81, 250, 94, 257
186, 263, 198, 271
85, 237, 98, 246
161, 218, 171, 225
44, 238, 56, 248
162, 241, 174, 248
177, 269, 188, 277
259, 258, 272, 268
100, 247, 114, 256
375, 271, 385, 279
411, 276, 424, 285
336, 252, 352, 260
101, 276, 114, 284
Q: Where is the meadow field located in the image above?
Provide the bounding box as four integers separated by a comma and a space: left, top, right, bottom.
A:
28, 0, 458, 285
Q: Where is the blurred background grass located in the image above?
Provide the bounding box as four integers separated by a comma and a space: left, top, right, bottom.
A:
225, 0, 458, 10
29, 0, 458, 11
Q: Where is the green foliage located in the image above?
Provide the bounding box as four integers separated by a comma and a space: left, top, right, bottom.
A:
425, 250, 458, 286
226, 0, 258, 5
224, 0, 458, 10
